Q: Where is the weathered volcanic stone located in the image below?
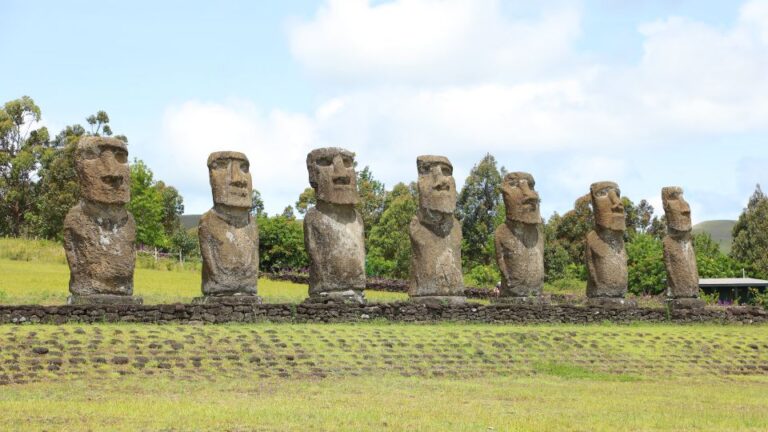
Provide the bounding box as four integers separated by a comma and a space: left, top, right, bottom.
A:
304, 148, 366, 304
585, 181, 633, 307
409, 155, 465, 304
494, 172, 545, 303
63, 136, 140, 305
198, 151, 260, 301
662, 186, 704, 309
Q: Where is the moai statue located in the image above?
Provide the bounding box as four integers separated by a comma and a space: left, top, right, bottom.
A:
303, 147, 366, 304
196, 151, 261, 304
408, 155, 465, 305
63, 136, 140, 304
585, 181, 634, 307
662, 187, 705, 309
494, 172, 545, 303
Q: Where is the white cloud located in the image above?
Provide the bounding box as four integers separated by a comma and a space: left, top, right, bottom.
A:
288, 0, 582, 85
156, 100, 316, 215
160, 0, 768, 220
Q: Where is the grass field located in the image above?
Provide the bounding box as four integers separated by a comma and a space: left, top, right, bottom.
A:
0, 258, 408, 305
1, 323, 767, 431
3, 237, 768, 430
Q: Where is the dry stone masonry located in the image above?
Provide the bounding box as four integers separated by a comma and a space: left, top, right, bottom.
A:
197, 151, 261, 304
303, 148, 366, 304
494, 172, 545, 304
63, 136, 140, 305
408, 156, 466, 305
585, 181, 634, 307
662, 186, 705, 309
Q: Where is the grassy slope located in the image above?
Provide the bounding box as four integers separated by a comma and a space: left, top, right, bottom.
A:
0, 323, 767, 431
693, 219, 736, 254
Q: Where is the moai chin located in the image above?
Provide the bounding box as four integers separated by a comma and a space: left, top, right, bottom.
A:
408, 155, 465, 305
63, 136, 140, 304
493, 172, 545, 304
661, 187, 704, 309
196, 151, 261, 304
585, 181, 634, 307
303, 147, 366, 304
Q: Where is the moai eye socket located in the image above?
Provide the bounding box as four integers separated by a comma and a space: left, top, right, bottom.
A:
114, 150, 128, 164
596, 189, 609, 197
342, 156, 353, 168
441, 165, 452, 176
317, 157, 332, 167
240, 161, 249, 174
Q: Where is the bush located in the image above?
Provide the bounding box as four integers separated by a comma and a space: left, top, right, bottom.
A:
465, 264, 500, 288
626, 234, 665, 295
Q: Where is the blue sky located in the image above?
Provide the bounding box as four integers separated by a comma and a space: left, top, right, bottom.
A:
2, 0, 767, 222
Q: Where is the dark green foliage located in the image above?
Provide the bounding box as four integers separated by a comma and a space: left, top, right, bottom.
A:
127, 160, 169, 248
295, 187, 315, 216
731, 185, 768, 279
251, 189, 265, 216
169, 228, 199, 259
465, 264, 500, 288
695, 232, 743, 278
355, 166, 386, 243
366, 182, 417, 278
456, 153, 504, 268
257, 214, 308, 272
626, 233, 665, 295
0, 96, 52, 236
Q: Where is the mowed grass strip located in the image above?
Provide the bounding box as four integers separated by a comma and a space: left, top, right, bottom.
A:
0, 258, 407, 305
1, 323, 767, 386
1, 375, 767, 431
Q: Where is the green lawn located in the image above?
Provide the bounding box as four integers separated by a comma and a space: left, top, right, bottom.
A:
0, 258, 407, 305
0, 323, 767, 431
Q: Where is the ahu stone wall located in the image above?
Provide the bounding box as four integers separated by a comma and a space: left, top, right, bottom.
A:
1, 302, 766, 325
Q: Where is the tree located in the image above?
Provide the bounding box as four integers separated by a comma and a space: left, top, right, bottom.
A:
355, 166, 386, 242
554, 194, 593, 267
626, 233, 665, 295
155, 181, 184, 236
127, 159, 167, 248
281, 205, 296, 220
367, 182, 417, 278
730, 185, 768, 278
0, 96, 51, 236
295, 187, 315, 216
456, 153, 503, 268
636, 199, 654, 234
251, 189, 265, 216
258, 214, 308, 272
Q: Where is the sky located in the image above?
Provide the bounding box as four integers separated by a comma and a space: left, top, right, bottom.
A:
2, 0, 767, 223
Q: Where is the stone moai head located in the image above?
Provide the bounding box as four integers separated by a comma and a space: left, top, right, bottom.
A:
306, 147, 359, 205
207, 151, 253, 209
416, 155, 456, 214
75, 136, 130, 205
501, 172, 541, 225
590, 181, 625, 232
662, 186, 692, 233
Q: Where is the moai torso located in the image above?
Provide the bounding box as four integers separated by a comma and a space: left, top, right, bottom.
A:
199, 210, 259, 295
304, 205, 366, 294
64, 203, 136, 296
408, 216, 464, 297
663, 235, 699, 298
494, 222, 544, 297
585, 230, 628, 298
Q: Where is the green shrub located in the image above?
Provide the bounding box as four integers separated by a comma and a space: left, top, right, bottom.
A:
465, 264, 500, 288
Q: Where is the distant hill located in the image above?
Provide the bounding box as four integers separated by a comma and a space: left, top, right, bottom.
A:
692, 220, 736, 254
180, 214, 201, 230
